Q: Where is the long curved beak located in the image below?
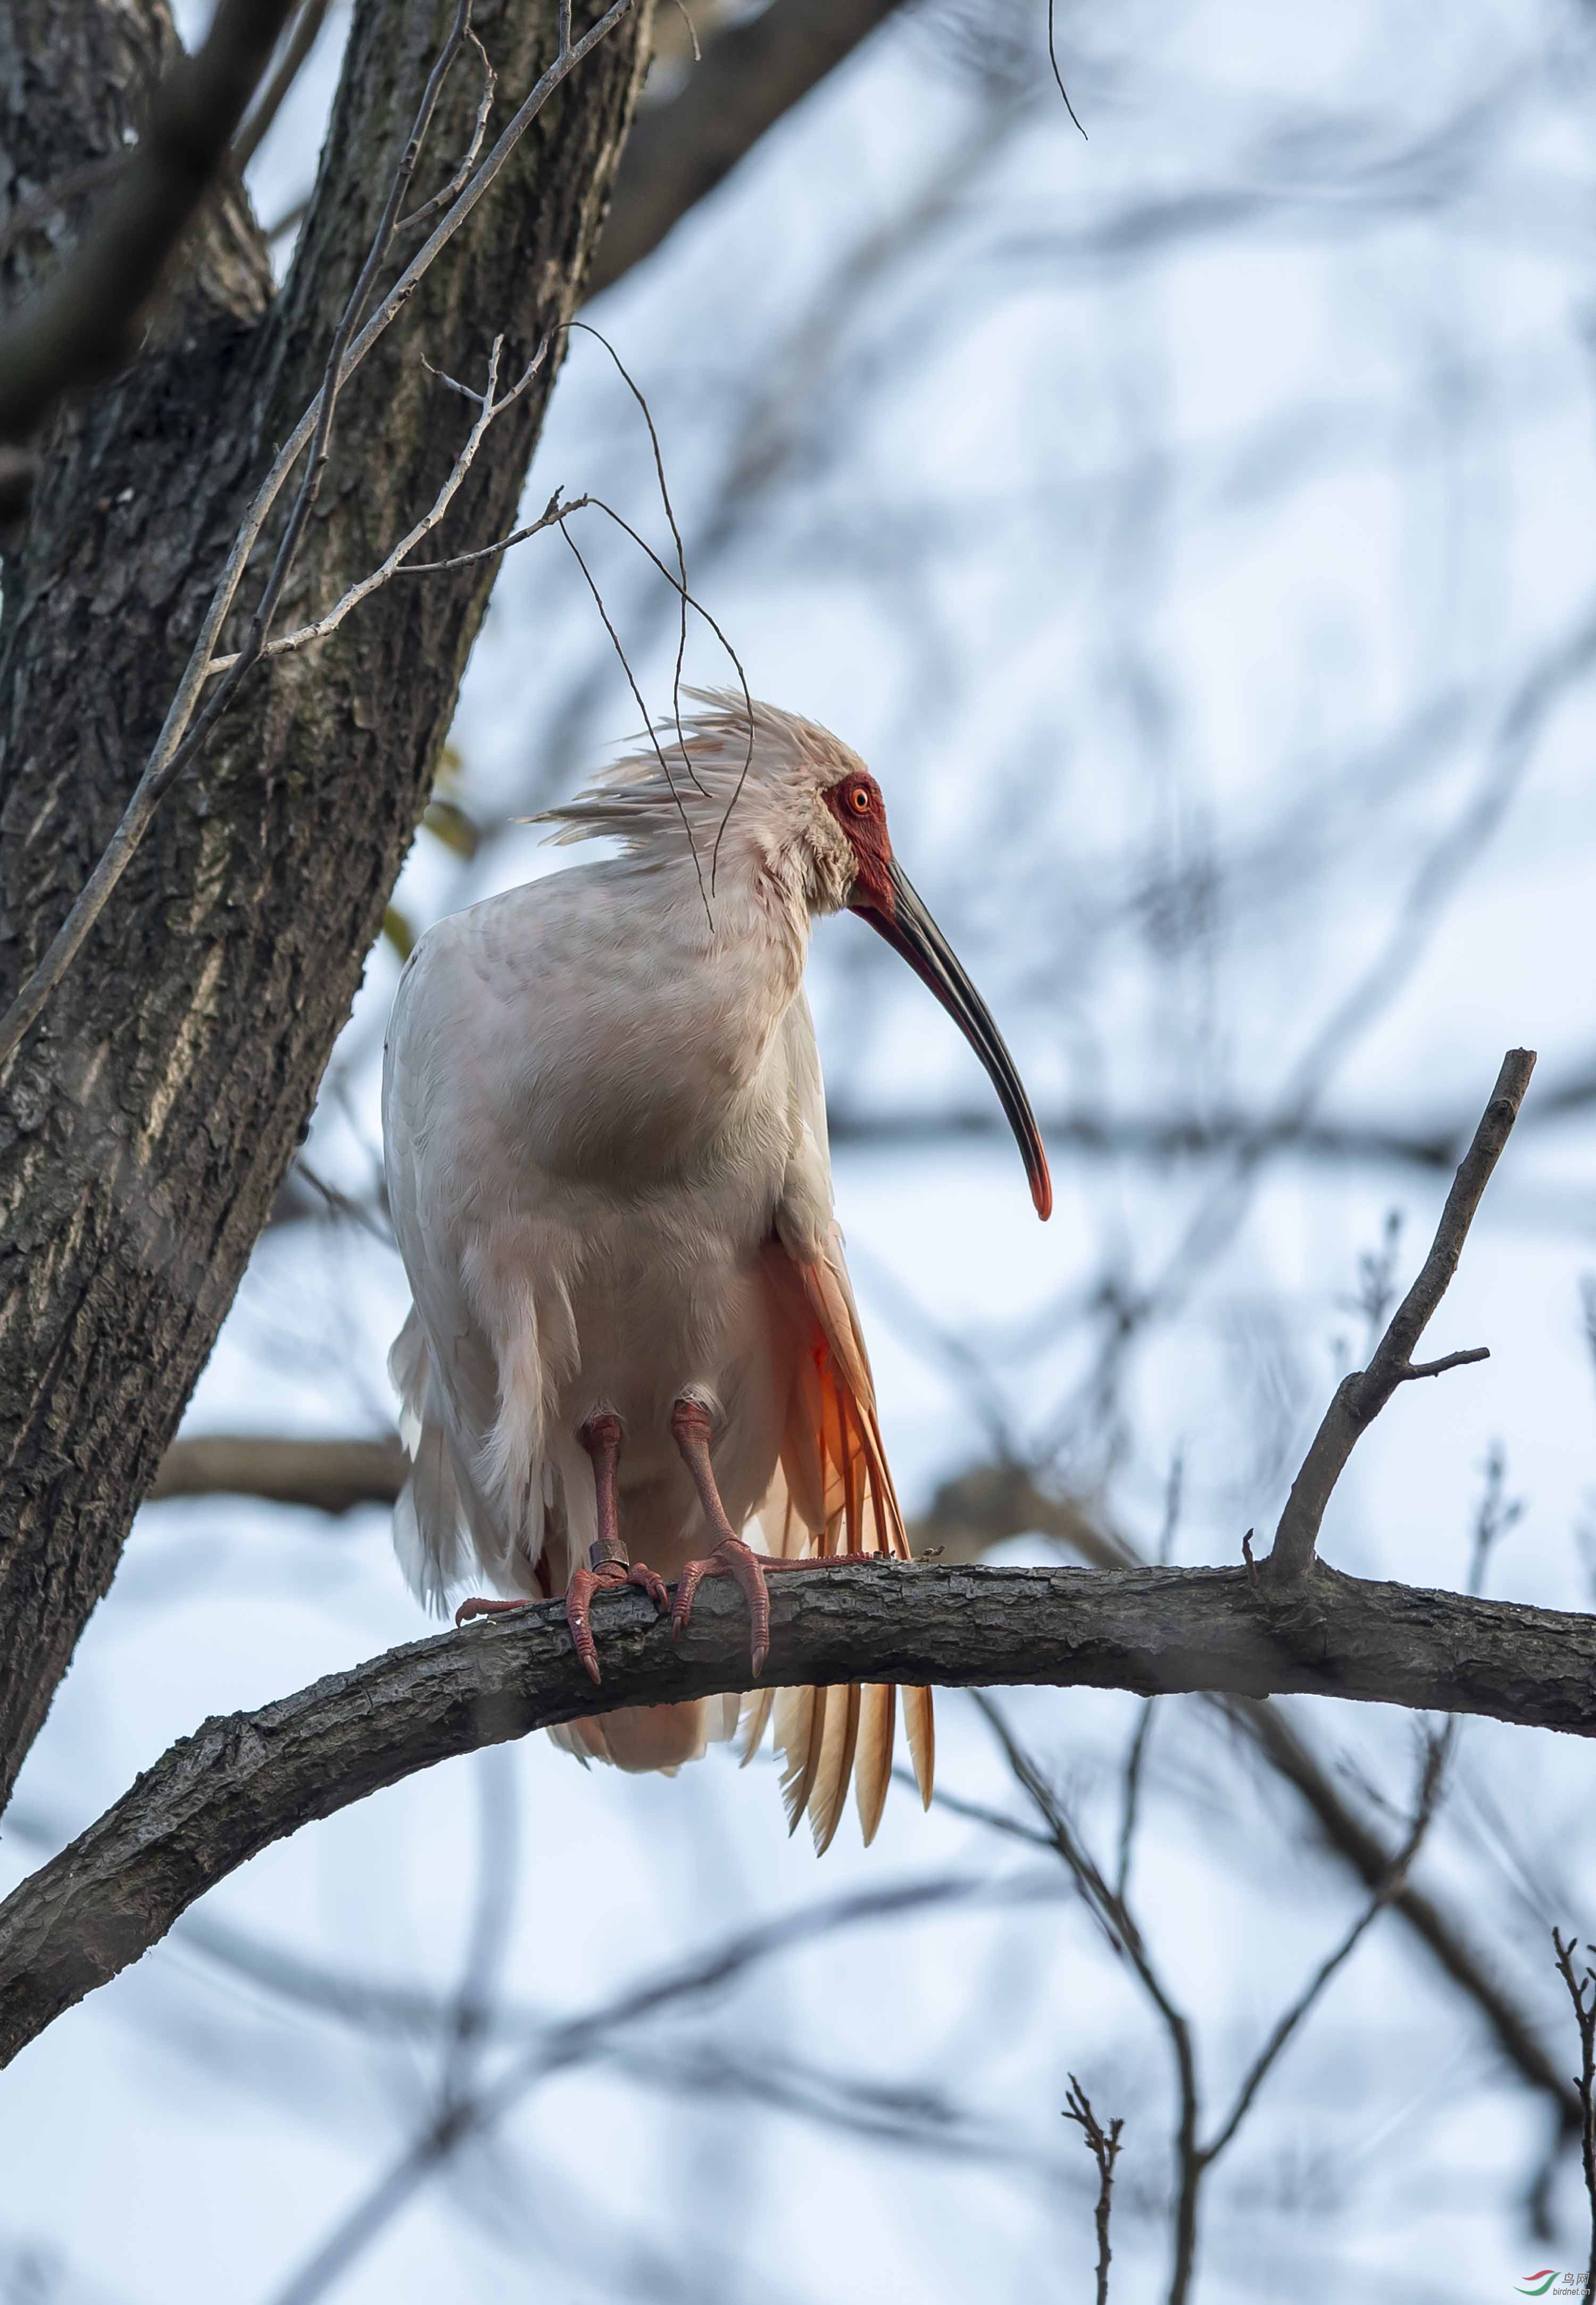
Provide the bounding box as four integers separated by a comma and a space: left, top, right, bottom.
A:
852, 858, 1053, 1220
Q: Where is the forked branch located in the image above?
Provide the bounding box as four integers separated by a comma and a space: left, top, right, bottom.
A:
1553, 1930, 1596, 2302
203, 337, 568, 673
1266, 1048, 1535, 1587
1062, 2077, 1124, 2304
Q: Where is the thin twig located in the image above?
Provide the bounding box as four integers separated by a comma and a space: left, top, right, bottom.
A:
971, 1694, 1201, 2299
397, 30, 497, 235
1113, 1701, 1156, 1904
1062, 2077, 1123, 2305
670, 0, 703, 63
1199, 1724, 1453, 2164
557, 515, 714, 929
561, 322, 707, 803
580, 495, 755, 740
1467, 1442, 1524, 1597
548, 322, 755, 862
892, 1767, 1057, 1852
205, 336, 552, 671
264, 195, 310, 244
400, 487, 590, 572
1396, 1346, 1490, 1383
1552, 1928, 1596, 2304
1352, 1051, 1532, 1391
1266, 1047, 1535, 1586
1045, 0, 1088, 139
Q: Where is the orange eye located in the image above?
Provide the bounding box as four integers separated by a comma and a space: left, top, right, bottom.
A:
850, 785, 871, 814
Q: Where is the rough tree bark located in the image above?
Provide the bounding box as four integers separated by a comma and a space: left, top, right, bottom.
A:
0, 0, 654, 1813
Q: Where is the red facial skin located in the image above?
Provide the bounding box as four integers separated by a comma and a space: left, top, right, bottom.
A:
822, 772, 895, 917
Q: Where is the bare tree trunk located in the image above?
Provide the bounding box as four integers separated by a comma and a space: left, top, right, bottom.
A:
0, 0, 653, 1811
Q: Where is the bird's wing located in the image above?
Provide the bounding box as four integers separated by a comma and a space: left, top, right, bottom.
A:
741, 998, 935, 1852
383, 928, 518, 1610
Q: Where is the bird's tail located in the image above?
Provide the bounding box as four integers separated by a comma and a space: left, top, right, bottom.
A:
548, 1697, 742, 1774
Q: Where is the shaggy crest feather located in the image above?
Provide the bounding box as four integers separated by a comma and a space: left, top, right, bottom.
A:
533, 689, 868, 904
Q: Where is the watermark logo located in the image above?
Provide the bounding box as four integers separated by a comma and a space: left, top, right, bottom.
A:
1516, 2277, 1594, 2298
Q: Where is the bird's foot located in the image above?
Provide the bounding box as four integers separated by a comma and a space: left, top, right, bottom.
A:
568, 1543, 670, 1684
671, 1544, 907, 1677
454, 1595, 531, 1627
670, 1536, 774, 1678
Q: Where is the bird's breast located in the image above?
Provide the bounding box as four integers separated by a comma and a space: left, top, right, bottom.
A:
508, 933, 801, 1194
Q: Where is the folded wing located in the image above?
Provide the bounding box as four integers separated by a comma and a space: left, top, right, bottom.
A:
741, 996, 934, 1853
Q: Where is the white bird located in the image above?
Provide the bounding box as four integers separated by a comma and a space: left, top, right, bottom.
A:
382, 694, 1051, 1851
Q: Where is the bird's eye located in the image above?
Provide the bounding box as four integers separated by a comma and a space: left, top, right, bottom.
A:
850, 785, 871, 814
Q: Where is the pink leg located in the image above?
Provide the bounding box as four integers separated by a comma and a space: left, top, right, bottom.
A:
668, 1398, 781, 1675
453, 1414, 667, 1677
668, 1398, 907, 1676
566, 1412, 668, 1684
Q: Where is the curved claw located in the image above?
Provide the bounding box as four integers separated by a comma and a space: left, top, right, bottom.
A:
454, 1596, 532, 1629
568, 1559, 670, 1683
566, 1566, 608, 1683
627, 1560, 670, 1614
670, 1537, 771, 1679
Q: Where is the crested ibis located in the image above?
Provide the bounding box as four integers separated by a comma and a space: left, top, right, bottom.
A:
383, 695, 1051, 1851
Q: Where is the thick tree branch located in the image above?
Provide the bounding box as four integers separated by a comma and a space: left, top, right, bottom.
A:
1266, 1049, 1535, 1586
5, 1556, 1596, 2070
585, 0, 906, 298
146, 1435, 1585, 2129
149, 1432, 408, 1513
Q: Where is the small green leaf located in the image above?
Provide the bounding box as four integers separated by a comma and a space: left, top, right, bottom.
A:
422, 797, 480, 859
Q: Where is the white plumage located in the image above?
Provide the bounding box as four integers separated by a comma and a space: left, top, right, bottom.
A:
382, 694, 1049, 1850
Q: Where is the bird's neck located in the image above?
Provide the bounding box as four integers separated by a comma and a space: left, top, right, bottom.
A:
637, 844, 810, 990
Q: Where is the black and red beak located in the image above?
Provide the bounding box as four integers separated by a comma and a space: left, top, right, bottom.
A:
851, 858, 1052, 1221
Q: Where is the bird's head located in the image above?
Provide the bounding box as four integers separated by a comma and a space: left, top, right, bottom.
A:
539, 692, 1052, 1219
813, 762, 1052, 1222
